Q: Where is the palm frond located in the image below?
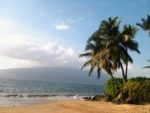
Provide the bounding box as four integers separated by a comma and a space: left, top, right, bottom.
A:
97, 67, 101, 79
125, 40, 140, 54
81, 59, 92, 70
143, 66, 150, 68
137, 15, 150, 36
89, 64, 96, 76
79, 52, 92, 57
136, 23, 146, 30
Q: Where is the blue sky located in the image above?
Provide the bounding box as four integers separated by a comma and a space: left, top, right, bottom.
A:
0, 0, 150, 77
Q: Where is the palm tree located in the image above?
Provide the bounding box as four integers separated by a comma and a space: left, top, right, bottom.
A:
136, 15, 150, 37
80, 30, 114, 79
120, 25, 140, 80
99, 17, 139, 82
137, 15, 150, 68
80, 17, 140, 83
80, 17, 118, 79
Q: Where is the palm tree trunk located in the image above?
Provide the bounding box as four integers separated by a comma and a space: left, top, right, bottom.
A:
120, 61, 127, 83
97, 67, 101, 79
125, 46, 128, 81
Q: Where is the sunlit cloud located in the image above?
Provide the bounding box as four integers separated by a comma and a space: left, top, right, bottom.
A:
0, 55, 41, 69
55, 17, 84, 30
0, 17, 84, 69
55, 22, 70, 30
0, 18, 18, 33
0, 36, 85, 69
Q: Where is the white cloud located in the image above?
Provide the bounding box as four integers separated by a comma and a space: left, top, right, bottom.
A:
114, 64, 150, 78
55, 17, 85, 30
0, 55, 41, 69
55, 23, 70, 30
0, 18, 18, 33
0, 36, 84, 69
0, 17, 84, 69
0, 19, 14, 28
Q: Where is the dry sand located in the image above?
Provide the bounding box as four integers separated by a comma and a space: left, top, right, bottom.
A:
0, 100, 149, 113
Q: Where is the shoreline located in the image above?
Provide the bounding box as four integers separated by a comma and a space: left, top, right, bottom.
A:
0, 95, 86, 107
0, 99, 149, 113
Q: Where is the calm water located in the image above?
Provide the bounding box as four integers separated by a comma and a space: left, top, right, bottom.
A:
0, 79, 103, 106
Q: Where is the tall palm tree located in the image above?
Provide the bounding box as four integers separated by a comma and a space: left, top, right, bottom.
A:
80, 17, 119, 80
136, 15, 150, 37
100, 36, 135, 82
120, 25, 140, 80
99, 17, 139, 82
80, 17, 140, 83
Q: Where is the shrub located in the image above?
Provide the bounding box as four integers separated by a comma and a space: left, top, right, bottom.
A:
121, 77, 150, 104
104, 78, 123, 101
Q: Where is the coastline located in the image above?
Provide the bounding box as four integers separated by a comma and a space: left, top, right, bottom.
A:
0, 99, 149, 113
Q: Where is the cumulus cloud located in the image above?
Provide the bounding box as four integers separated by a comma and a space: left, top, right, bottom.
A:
0, 18, 84, 69
0, 36, 84, 69
0, 55, 41, 69
55, 23, 70, 30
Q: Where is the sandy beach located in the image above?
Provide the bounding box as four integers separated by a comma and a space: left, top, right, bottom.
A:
0, 100, 149, 113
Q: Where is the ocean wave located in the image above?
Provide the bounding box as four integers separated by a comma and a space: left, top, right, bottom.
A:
0, 94, 85, 98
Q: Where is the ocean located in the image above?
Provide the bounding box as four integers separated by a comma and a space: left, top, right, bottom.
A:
0, 79, 104, 106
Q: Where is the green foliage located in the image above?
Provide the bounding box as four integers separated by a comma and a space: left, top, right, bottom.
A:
104, 78, 123, 101
121, 77, 150, 104
80, 17, 140, 81
136, 14, 150, 37
104, 77, 150, 104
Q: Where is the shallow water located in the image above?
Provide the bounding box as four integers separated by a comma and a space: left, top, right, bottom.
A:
0, 79, 103, 106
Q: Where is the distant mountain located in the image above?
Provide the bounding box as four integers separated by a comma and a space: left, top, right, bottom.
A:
0, 67, 108, 85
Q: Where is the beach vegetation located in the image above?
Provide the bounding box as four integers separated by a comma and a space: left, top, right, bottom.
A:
120, 77, 150, 104
81, 15, 150, 104
104, 77, 150, 104
104, 78, 123, 101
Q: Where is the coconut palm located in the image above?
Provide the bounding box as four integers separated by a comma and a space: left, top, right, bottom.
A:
80, 17, 120, 79
100, 36, 134, 82
99, 17, 139, 82
120, 25, 140, 80
136, 15, 150, 37
80, 17, 140, 83
137, 15, 150, 68
80, 31, 114, 79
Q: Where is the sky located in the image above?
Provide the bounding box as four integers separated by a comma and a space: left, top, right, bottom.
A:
0, 0, 150, 77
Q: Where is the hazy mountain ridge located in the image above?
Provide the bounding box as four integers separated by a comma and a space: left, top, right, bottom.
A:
0, 67, 108, 85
